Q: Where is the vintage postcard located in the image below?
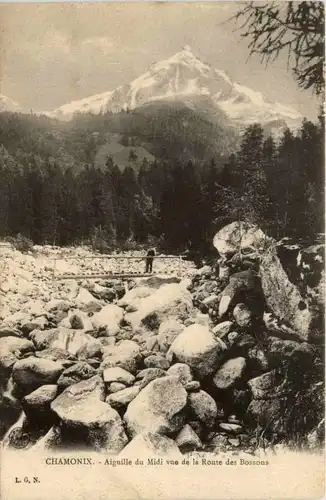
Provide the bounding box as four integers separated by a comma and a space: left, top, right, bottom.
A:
0, 1, 325, 499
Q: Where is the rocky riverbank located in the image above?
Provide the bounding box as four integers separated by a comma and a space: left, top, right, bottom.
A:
0, 223, 324, 456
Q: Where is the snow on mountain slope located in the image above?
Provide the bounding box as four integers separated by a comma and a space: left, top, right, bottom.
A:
0, 93, 21, 113
46, 46, 302, 130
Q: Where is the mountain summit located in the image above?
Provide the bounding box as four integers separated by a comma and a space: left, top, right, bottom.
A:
46, 47, 302, 132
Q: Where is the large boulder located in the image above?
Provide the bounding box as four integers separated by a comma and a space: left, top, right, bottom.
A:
167, 324, 227, 378
12, 357, 64, 392
124, 283, 193, 331
117, 286, 153, 308
51, 375, 128, 452
218, 269, 264, 318
260, 246, 312, 340
30, 328, 102, 360
157, 319, 184, 352
101, 340, 141, 374
22, 384, 58, 418
121, 432, 181, 458
75, 288, 103, 313
187, 390, 219, 428
91, 304, 124, 336
106, 386, 140, 410
213, 357, 247, 390
213, 221, 269, 257
0, 336, 34, 373
124, 376, 187, 437
56, 362, 97, 390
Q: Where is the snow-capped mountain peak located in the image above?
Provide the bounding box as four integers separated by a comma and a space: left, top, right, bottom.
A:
45, 48, 302, 131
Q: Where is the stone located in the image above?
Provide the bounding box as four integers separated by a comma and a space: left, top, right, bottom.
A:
176, 424, 202, 451
103, 367, 135, 386
0, 336, 34, 372
117, 286, 153, 308
109, 382, 127, 393
101, 340, 141, 374
124, 376, 187, 437
219, 422, 243, 434
213, 357, 246, 390
121, 432, 181, 458
45, 299, 71, 313
168, 324, 227, 378
166, 363, 193, 386
75, 288, 102, 313
91, 304, 124, 336
188, 390, 219, 428
260, 246, 312, 340
157, 319, 184, 352
34, 348, 77, 362
12, 357, 64, 392
124, 283, 193, 331
50, 375, 128, 453
144, 354, 170, 370
57, 362, 97, 390
185, 381, 200, 392
213, 221, 269, 257
248, 372, 276, 399
0, 326, 23, 339
30, 328, 102, 360
218, 269, 263, 318
137, 368, 167, 389
22, 384, 58, 415
233, 303, 252, 328
106, 386, 140, 409
212, 321, 233, 339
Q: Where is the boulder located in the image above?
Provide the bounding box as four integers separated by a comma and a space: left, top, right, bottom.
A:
0, 336, 34, 372
117, 286, 153, 308
121, 432, 181, 458
166, 363, 193, 386
103, 367, 135, 386
188, 390, 219, 428
101, 340, 141, 374
124, 376, 187, 437
213, 221, 269, 257
185, 381, 200, 392
176, 424, 202, 451
260, 246, 312, 340
248, 371, 276, 399
75, 288, 102, 313
59, 311, 94, 332
213, 357, 246, 390
91, 304, 124, 336
34, 347, 77, 362
106, 386, 140, 410
30, 328, 102, 360
108, 382, 127, 393
157, 319, 184, 352
233, 303, 252, 328
168, 324, 227, 378
212, 321, 233, 339
22, 384, 58, 415
12, 357, 64, 392
0, 326, 23, 339
124, 283, 193, 331
144, 354, 170, 370
137, 368, 167, 390
57, 362, 97, 390
218, 269, 264, 318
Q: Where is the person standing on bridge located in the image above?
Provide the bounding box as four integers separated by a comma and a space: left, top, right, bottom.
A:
145, 248, 155, 273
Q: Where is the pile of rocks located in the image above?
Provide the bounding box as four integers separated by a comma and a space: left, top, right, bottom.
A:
0, 223, 324, 456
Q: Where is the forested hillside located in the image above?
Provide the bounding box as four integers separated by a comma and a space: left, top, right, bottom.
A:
0, 110, 324, 252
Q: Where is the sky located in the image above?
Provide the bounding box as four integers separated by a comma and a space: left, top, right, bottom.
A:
0, 2, 321, 120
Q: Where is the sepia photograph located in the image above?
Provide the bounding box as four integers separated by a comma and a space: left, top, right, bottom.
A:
0, 1, 325, 499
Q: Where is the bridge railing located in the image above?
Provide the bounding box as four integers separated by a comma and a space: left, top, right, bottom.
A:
50, 254, 183, 280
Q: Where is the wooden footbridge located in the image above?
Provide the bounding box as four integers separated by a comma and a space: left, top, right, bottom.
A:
51, 254, 184, 280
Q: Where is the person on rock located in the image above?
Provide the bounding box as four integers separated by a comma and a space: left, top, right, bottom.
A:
145, 248, 155, 273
